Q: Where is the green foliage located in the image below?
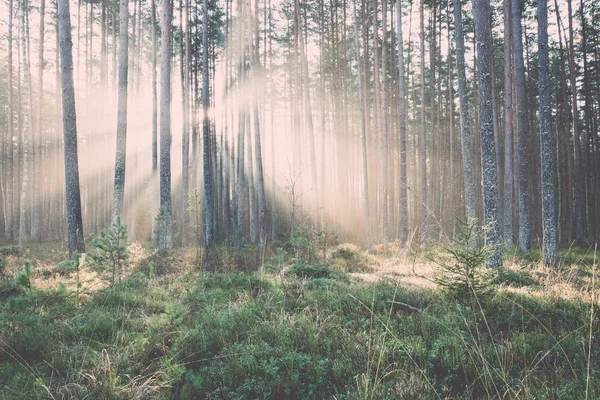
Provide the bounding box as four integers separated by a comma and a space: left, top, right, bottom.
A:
1, 245, 599, 399
89, 218, 130, 286
286, 263, 349, 283
53, 259, 79, 276
330, 243, 371, 273
494, 267, 538, 287
0, 245, 23, 256
14, 260, 32, 293
0, 257, 7, 280
433, 222, 496, 300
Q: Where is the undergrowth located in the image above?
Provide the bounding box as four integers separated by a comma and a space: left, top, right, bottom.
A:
0, 242, 597, 399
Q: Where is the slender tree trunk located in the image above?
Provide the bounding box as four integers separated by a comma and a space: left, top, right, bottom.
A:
380, 0, 389, 246
6, 0, 14, 240
295, 0, 320, 231
396, 0, 407, 246
151, 0, 158, 246
181, 0, 190, 246
249, 6, 267, 251
512, 0, 531, 251
31, 0, 44, 242
58, 0, 85, 256
567, 0, 583, 243
159, 0, 173, 249
472, 0, 502, 267
112, 0, 129, 222
419, 0, 427, 239
538, 0, 556, 266
202, 0, 214, 249
503, 0, 514, 249
453, 0, 476, 238
18, 0, 32, 245
354, 0, 371, 251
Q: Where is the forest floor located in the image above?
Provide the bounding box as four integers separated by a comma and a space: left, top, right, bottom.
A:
0, 236, 599, 399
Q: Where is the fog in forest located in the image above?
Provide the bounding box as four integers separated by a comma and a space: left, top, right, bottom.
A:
0, 0, 598, 266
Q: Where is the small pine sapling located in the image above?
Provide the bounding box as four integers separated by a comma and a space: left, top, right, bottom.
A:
432, 221, 496, 300
90, 217, 130, 287
15, 260, 33, 294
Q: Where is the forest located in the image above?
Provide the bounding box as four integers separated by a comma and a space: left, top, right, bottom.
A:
0, 0, 600, 396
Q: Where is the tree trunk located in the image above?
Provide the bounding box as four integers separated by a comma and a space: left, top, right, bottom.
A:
396, 0, 407, 246
6, 0, 14, 239
202, 0, 214, 249
151, 0, 158, 246
159, 0, 173, 249
503, 0, 514, 249
453, 0, 476, 238
538, 0, 556, 266
354, 0, 371, 251
419, 0, 427, 239
18, 0, 32, 245
58, 0, 86, 256
472, 0, 502, 267
513, 0, 531, 251
112, 0, 129, 223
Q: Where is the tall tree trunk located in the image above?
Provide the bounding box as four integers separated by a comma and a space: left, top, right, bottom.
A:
6, 0, 14, 239
112, 0, 129, 222
31, 0, 44, 242
472, 0, 502, 267
567, 0, 583, 243
295, 0, 320, 231
202, 0, 214, 249
249, 4, 267, 251
419, 0, 427, 239
18, 0, 31, 245
512, 0, 531, 251
538, 0, 556, 266
181, 0, 190, 246
503, 0, 514, 249
151, 0, 158, 246
380, 0, 389, 246
159, 0, 173, 249
354, 0, 371, 251
453, 0, 476, 238
396, 0, 407, 246
58, 0, 85, 256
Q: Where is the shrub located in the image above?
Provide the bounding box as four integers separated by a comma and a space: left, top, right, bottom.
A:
89, 217, 130, 286
330, 244, 370, 273
0, 245, 23, 256
432, 222, 496, 300
14, 261, 33, 294
54, 259, 79, 276
494, 267, 537, 287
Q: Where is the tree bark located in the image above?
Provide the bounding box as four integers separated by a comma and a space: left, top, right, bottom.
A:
503, 0, 514, 249
538, 0, 556, 266
202, 0, 214, 248
512, 0, 531, 251
159, 0, 173, 249
396, 0, 407, 246
472, 0, 502, 267
112, 0, 129, 223
453, 0, 476, 239
58, 0, 86, 256
18, 0, 32, 245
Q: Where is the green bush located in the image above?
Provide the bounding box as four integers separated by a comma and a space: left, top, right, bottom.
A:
494, 267, 537, 287
89, 217, 130, 286
0, 245, 23, 256
54, 259, 79, 276
432, 222, 496, 300
330, 243, 370, 273
286, 263, 348, 283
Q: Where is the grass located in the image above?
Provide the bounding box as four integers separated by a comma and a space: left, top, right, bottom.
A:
0, 242, 598, 399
